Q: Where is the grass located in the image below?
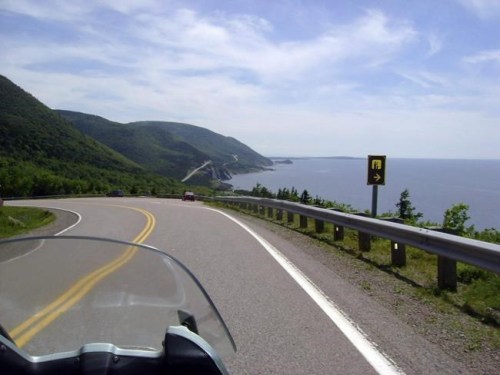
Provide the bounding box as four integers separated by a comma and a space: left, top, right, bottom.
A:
0, 206, 55, 238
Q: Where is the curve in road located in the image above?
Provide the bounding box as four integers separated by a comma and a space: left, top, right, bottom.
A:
9, 204, 156, 348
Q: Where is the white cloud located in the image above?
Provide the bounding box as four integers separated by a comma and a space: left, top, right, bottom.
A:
397, 70, 448, 89
124, 8, 416, 85
456, 0, 500, 19
464, 49, 500, 64
0, 0, 91, 21
100, 0, 160, 15
15, 5, 414, 84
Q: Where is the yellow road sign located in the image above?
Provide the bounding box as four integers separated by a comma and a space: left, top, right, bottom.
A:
367, 155, 386, 185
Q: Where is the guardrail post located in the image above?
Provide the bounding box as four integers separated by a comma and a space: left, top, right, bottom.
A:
315, 219, 325, 233
253, 204, 258, 214
267, 206, 274, 218
428, 227, 458, 291
313, 206, 325, 233
391, 242, 406, 267
300, 214, 308, 228
329, 209, 344, 241
333, 224, 344, 241
438, 256, 457, 291
355, 212, 371, 251
381, 218, 406, 267
259, 206, 265, 216
287, 211, 294, 224
277, 209, 283, 221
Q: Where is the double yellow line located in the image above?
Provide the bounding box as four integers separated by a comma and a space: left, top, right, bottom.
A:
9, 206, 156, 348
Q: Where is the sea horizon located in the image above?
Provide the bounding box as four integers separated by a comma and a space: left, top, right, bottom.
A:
230, 158, 500, 231
266, 156, 500, 161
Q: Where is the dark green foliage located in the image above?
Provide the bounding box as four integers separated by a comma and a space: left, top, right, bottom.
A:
57, 111, 272, 179
396, 188, 423, 224
0, 75, 185, 197
458, 264, 490, 284
443, 203, 473, 236
300, 189, 312, 204
131, 121, 273, 173
276, 187, 300, 202
474, 228, 500, 244
312, 196, 329, 207
276, 188, 288, 200
0, 78, 141, 172
0, 157, 184, 197
56, 111, 207, 179
263, 185, 355, 211
250, 183, 274, 198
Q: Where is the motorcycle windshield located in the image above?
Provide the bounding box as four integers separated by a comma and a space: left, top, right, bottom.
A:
0, 236, 236, 358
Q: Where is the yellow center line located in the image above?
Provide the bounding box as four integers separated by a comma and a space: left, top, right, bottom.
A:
9, 205, 156, 348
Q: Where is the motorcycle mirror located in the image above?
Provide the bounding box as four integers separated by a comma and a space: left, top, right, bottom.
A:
177, 310, 199, 334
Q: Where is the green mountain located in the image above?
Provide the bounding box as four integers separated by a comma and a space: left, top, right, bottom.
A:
57, 112, 273, 182
0, 75, 184, 197
130, 121, 273, 174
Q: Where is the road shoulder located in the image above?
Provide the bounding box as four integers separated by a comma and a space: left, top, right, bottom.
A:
18, 208, 79, 237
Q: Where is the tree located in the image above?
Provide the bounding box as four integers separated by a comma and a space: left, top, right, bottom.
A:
396, 189, 423, 224
300, 189, 311, 204
289, 187, 299, 202
250, 183, 274, 198
313, 195, 324, 206
443, 203, 472, 236
277, 187, 290, 200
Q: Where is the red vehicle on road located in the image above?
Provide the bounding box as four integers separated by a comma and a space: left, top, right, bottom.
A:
182, 192, 196, 201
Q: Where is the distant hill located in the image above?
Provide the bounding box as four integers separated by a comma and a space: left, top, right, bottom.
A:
130, 121, 272, 173
0, 75, 184, 197
55, 111, 206, 180
57, 112, 273, 182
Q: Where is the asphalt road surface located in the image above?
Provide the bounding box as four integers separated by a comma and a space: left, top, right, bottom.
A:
4, 197, 472, 374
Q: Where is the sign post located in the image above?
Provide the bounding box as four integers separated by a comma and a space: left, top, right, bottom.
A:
367, 155, 386, 217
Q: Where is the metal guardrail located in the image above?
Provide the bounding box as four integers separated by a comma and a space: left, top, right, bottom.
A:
4, 194, 498, 288
214, 196, 500, 288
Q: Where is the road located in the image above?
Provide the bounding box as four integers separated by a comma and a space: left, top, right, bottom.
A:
182, 160, 212, 182
3, 197, 472, 374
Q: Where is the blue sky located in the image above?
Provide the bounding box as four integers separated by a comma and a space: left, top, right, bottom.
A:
1, 0, 499, 158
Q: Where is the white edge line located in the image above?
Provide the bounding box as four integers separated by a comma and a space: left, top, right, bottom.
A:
51, 207, 82, 236
207, 207, 404, 375
1, 207, 82, 264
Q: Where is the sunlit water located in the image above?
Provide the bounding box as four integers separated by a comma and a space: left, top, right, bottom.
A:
229, 158, 500, 230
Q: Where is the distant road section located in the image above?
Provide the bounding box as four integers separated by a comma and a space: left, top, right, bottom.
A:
181, 160, 212, 182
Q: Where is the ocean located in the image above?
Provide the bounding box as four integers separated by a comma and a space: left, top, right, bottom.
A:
229, 158, 500, 231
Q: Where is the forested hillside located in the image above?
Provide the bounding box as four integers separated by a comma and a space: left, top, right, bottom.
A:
0, 75, 184, 197
56, 111, 212, 180
131, 121, 273, 173
57, 112, 273, 181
